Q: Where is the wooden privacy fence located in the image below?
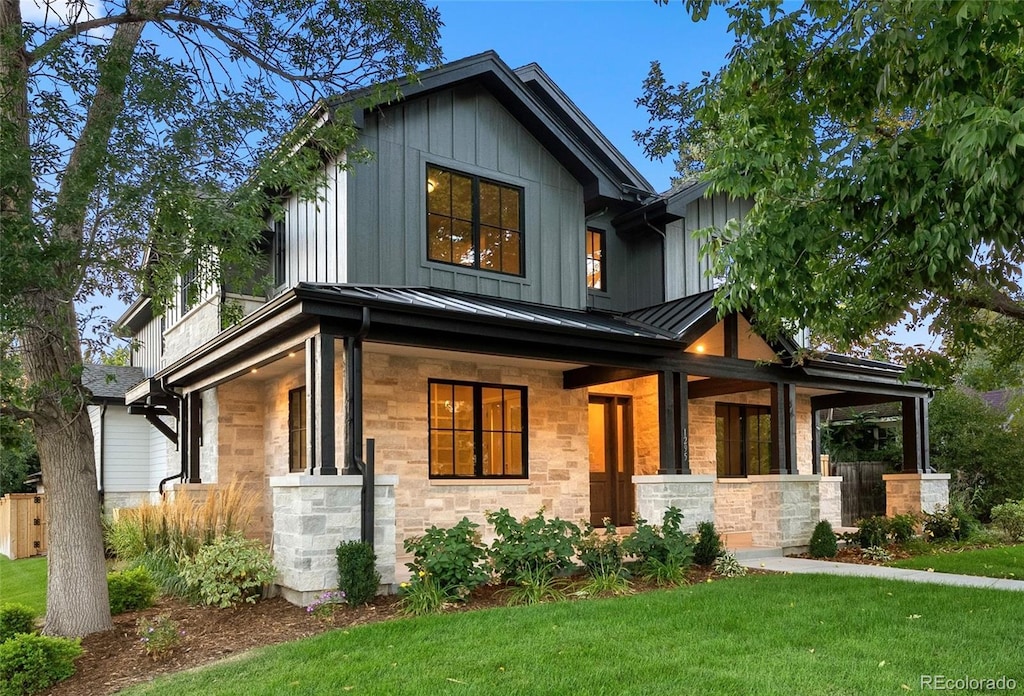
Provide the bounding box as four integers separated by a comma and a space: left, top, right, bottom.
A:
834, 461, 887, 526
0, 493, 47, 560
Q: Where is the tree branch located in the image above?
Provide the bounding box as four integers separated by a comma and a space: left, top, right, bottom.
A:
963, 284, 1024, 321
1, 402, 37, 422
27, 13, 139, 65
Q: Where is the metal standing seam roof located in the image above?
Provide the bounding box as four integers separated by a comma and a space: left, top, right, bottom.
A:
82, 364, 147, 401
297, 283, 677, 341
623, 290, 718, 341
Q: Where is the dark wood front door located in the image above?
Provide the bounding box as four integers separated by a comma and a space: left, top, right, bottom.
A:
589, 396, 635, 527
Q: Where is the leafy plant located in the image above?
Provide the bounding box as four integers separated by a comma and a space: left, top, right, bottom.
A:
574, 571, 633, 598
922, 504, 978, 543
888, 513, 919, 544
855, 516, 890, 549
861, 546, 893, 563
499, 566, 568, 606
808, 520, 838, 559
991, 500, 1024, 542
136, 615, 184, 659
399, 572, 448, 616
336, 541, 380, 606
486, 508, 581, 583
306, 591, 347, 620
622, 507, 693, 583
693, 520, 723, 566
178, 533, 276, 608
403, 518, 490, 601
575, 521, 625, 578
107, 566, 158, 615
0, 605, 36, 644
0, 633, 82, 696
712, 553, 747, 578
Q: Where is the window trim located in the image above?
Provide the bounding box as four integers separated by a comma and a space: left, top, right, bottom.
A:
180, 264, 198, 315
425, 164, 526, 278
272, 219, 287, 288
288, 386, 307, 474
586, 227, 607, 292
715, 402, 773, 478
427, 378, 529, 480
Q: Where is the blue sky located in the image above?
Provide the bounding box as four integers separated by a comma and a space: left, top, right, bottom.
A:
435, 0, 735, 194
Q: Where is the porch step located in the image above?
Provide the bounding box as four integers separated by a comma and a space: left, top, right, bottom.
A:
728, 546, 784, 561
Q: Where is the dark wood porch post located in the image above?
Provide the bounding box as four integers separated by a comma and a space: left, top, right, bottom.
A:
919, 396, 930, 472
310, 334, 337, 475
658, 369, 678, 474
811, 407, 822, 475
675, 372, 691, 474
187, 392, 201, 483
901, 396, 924, 473
770, 382, 797, 474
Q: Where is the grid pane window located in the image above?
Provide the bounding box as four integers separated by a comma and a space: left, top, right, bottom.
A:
429, 379, 527, 479
426, 165, 523, 276
586, 228, 605, 290
288, 387, 307, 473
715, 403, 771, 478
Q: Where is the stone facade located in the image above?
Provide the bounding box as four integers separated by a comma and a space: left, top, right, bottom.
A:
714, 479, 753, 534
747, 475, 821, 549
214, 380, 271, 541
883, 473, 951, 517
818, 476, 843, 528
163, 297, 220, 364
269, 475, 397, 605
633, 475, 715, 532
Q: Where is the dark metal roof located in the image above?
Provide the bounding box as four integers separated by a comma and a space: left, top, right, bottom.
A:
299, 284, 676, 342
624, 290, 718, 341
83, 364, 147, 402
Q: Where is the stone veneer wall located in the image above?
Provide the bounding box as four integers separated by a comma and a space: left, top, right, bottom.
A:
748, 476, 821, 549
214, 380, 270, 542
819, 476, 843, 528
714, 479, 754, 534
884, 473, 951, 517
163, 298, 220, 364
362, 350, 590, 582
633, 475, 715, 532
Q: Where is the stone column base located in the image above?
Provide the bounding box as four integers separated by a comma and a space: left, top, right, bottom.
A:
745, 475, 822, 551
269, 474, 397, 606
883, 473, 950, 517
632, 475, 715, 533
818, 476, 843, 529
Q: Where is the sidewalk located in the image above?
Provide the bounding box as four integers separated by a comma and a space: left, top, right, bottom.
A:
741, 555, 1024, 592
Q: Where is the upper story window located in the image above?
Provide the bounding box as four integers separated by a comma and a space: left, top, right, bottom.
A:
180, 264, 198, 314
428, 379, 527, 479
426, 165, 523, 276
716, 403, 772, 477
273, 219, 286, 287
586, 228, 605, 290
288, 387, 307, 473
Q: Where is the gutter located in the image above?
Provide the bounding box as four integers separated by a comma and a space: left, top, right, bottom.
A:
156, 378, 185, 495
98, 402, 107, 503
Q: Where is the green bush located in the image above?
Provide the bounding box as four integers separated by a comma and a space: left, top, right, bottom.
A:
991, 499, 1024, 542
485, 508, 580, 583
855, 516, 890, 548
923, 505, 964, 542
712, 552, 747, 578
575, 521, 624, 578
0, 633, 82, 696
403, 518, 490, 600
336, 541, 380, 606
693, 521, 723, 566
889, 513, 919, 544
0, 605, 36, 644
178, 533, 276, 608
622, 507, 693, 584
808, 520, 838, 559
107, 566, 158, 615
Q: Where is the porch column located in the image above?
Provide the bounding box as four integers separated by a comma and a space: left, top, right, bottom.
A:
675, 373, 691, 474
343, 335, 364, 476
770, 382, 797, 474
901, 396, 925, 473
811, 407, 822, 475
181, 391, 202, 483
657, 370, 690, 474
306, 334, 337, 475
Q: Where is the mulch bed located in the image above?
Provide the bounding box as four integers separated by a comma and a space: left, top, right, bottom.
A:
46, 566, 736, 696
792, 544, 915, 565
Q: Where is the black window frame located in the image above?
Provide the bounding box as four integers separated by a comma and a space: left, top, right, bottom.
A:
272, 219, 286, 287
715, 403, 773, 478
425, 164, 526, 277
180, 264, 198, 314
288, 386, 307, 473
586, 227, 606, 291
427, 378, 529, 480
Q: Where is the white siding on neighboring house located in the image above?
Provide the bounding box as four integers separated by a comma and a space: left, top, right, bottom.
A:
148, 415, 173, 491
88, 404, 153, 494
664, 193, 752, 301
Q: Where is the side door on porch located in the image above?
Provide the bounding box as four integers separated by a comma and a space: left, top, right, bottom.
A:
588, 395, 635, 527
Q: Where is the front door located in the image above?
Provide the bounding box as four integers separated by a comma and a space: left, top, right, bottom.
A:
588, 396, 635, 527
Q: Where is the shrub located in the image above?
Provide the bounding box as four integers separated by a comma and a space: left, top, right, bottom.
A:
693, 521, 723, 566
399, 572, 448, 616
622, 507, 693, 584
403, 518, 490, 600
136, 615, 184, 659
922, 504, 977, 542
991, 499, 1024, 542
0, 633, 82, 696
712, 552, 747, 578
178, 533, 276, 607
855, 516, 890, 548
485, 508, 580, 582
0, 605, 36, 644
336, 541, 380, 606
808, 520, 838, 559
889, 513, 919, 544
575, 521, 624, 578
107, 566, 158, 615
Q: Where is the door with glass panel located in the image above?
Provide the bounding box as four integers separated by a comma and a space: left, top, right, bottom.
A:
588, 396, 635, 527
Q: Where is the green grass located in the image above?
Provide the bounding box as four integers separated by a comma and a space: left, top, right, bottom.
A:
889, 544, 1023, 579
125, 575, 1024, 696
0, 554, 47, 616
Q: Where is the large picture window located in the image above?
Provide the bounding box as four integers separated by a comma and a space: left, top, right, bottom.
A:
716, 403, 772, 477
428, 379, 527, 479
426, 165, 523, 276
288, 387, 307, 473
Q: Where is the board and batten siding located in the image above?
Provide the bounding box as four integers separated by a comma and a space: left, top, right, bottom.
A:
274, 156, 348, 293
131, 315, 163, 377
586, 209, 664, 313
347, 86, 586, 309
664, 193, 753, 301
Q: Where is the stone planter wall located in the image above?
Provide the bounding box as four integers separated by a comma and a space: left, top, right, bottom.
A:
883, 473, 951, 517
632, 475, 715, 533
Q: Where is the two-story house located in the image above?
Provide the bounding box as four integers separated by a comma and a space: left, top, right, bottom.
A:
118, 52, 947, 605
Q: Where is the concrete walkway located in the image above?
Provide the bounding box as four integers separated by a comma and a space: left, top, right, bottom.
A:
741, 555, 1024, 592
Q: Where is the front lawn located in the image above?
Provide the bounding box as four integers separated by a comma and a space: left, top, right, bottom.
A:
0, 554, 47, 615
889, 544, 1023, 579
126, 574, 1024, 696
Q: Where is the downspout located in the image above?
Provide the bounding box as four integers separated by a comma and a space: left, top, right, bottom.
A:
98, 402, 107, 504
345, 307, 374, 546
157, 378, 185, 496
